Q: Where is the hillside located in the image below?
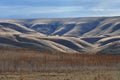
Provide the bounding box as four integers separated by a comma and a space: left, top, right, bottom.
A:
1, 17, 119, 37
0, 16, 120, 54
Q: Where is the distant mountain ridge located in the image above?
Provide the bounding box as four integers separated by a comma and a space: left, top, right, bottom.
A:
0, 16, 120, 54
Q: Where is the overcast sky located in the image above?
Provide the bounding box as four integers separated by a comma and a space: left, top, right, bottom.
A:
0, 0, 120, 19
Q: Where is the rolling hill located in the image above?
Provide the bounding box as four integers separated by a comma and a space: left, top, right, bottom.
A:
0, 16, 120, 54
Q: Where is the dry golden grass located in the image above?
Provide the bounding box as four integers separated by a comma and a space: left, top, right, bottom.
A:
0, 48, 120, 80
0, 70, 120, 80
0, 48, 120, 72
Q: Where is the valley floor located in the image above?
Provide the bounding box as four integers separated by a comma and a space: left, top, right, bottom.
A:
0, 69, 120, 80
